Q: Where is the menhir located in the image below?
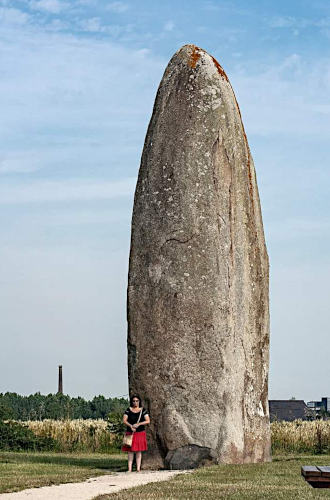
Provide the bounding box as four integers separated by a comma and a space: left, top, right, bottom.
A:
127, 44, 271, 470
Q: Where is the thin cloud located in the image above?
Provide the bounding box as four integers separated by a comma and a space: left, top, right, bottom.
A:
164, 20, 174, 32
269, 16, 297, 28
0, 178, 136, 204
10, 207, 131, 228
77, 17, 128, 35
79, 16, 103, 32
106, 1, 129, 14
269, 15, 330, 29
202, 1, 221, 11
0, 152, 41, 174
0, 19, 165, 181
29, 0, 68, 14
231, 54, 330, 137
0, 7, 30, 25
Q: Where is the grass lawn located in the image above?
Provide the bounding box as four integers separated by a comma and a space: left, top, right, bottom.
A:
0, 451, 127, 493
96, 454, 330, 500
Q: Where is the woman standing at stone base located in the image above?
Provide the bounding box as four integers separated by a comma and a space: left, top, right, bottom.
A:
122, 394, 150, 472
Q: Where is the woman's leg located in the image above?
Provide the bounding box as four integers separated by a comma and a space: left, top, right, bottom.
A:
136, 451, 142, 472
128, 452, 134, 472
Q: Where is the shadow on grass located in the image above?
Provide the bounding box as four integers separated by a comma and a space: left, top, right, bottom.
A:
0, 452, 127, 471
272, 454, 330, 463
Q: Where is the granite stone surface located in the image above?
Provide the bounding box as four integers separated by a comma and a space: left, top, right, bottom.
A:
127, 44, 271, 469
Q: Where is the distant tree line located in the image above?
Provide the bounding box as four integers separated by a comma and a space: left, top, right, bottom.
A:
0, 393, 128, 421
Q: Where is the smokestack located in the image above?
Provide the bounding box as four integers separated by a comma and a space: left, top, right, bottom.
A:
58, 365, 63, 394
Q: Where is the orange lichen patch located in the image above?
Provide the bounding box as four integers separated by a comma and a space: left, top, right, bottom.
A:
210, 53, 249, 151
247, 155, 256, 217
212, 56, 252, 205
188, 45, 201, 69
233, 95, 248, 148
211, 55, 229, 82
247, 156, 253, 194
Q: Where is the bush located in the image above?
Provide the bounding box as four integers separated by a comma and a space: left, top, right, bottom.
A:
107, 411, 126, 449
0, 421, 56, 451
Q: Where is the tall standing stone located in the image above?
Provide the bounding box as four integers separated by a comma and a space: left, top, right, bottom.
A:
127, 45, 271, 469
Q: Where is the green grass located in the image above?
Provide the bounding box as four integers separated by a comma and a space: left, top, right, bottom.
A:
2, 452, 330, 499
0, 451, 127, 493
96, 454, 330, 500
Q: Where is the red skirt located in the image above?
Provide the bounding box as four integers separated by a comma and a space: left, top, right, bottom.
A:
122, 431, 147, 452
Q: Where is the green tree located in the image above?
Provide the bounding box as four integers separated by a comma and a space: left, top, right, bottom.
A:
0, 402, 14, 421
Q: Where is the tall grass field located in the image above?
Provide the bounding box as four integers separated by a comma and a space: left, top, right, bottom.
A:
25, 419, 118, 452
271, 420, 330, 453
12, 419, 330, 454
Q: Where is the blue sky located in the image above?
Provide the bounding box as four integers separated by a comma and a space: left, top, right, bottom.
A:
0, 0, 329, 401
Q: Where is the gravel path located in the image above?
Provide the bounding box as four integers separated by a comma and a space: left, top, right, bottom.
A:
0, 470, 190, 500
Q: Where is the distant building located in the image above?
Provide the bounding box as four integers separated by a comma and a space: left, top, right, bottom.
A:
306, 397, 330, 415
268, 400, 308, 422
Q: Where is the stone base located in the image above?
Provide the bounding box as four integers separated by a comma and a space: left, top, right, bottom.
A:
141, 450, 166, 470
165, 445, 216, 470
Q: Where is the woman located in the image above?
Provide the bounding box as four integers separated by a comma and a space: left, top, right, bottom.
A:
122, 394, 150, 472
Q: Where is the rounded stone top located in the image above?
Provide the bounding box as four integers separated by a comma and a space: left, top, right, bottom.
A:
174, 44, 230, 82
157, 44, 245, 144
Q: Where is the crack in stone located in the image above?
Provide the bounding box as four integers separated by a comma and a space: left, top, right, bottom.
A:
211, 133, 231, 288
218, 213, 226, 225
161, 234, 196, 249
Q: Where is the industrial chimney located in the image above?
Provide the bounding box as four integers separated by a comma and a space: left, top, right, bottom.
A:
58, 365, 63, 394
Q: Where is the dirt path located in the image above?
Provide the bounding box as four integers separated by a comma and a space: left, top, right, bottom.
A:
0, 470, 191, 500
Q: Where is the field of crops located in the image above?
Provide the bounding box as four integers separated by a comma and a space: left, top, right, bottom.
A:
271, 420, 330, 453
25, 419, 117, 452
21, 418, 330, 454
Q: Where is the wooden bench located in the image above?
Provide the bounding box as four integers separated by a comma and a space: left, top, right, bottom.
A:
301, 466, 330, 488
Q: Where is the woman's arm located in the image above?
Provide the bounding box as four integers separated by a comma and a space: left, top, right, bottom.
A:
123, 414, 136, 432
132, 414, 150, 429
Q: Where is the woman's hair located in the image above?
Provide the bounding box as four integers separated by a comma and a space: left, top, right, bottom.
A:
129, 394, 142, 406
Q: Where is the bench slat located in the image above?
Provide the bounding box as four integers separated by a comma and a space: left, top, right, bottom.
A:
302, 466, 330, 487
317, 466, 330, 477
302, 466, 320, 477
